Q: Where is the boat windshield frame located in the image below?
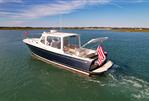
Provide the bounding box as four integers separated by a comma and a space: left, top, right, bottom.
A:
81, 37, 108, 48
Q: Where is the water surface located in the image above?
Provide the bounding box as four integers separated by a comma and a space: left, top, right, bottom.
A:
0, 29, 149, 101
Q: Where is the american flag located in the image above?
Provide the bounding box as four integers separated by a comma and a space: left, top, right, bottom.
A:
97, 45, 106, 65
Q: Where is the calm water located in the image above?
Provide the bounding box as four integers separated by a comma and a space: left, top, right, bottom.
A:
0, 29, 149, 101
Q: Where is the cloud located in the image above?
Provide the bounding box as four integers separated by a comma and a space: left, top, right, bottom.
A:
13, 0, 112, 19
0, 0, 23, 3
0, 0, 147, 27
0, 0, 146, 19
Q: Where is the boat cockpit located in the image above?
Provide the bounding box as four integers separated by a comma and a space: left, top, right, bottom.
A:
63, 35, 96, 58
39, 31, 97, 59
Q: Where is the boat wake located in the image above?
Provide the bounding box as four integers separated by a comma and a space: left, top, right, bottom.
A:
87, 64, 149, 100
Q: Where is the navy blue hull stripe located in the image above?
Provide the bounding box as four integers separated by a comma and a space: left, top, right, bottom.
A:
32, 52, 90, 75
26, 44, 92, 72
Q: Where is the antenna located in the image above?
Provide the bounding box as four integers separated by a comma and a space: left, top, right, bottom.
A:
59, 14, 62, 31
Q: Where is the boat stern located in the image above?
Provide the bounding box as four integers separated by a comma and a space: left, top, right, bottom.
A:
90, 60, 113, 75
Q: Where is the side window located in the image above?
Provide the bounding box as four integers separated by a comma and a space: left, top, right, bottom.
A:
40, 36, 45, 44
47, 36, 52, 46
47, 36, 61, 49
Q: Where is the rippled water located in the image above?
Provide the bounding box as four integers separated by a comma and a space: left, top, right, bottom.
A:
0, 29, 149, 101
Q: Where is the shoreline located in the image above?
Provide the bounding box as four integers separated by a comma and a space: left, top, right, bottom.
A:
0, 27, 149, 32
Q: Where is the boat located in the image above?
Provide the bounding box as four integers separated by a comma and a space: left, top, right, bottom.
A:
23, 30, 113, 75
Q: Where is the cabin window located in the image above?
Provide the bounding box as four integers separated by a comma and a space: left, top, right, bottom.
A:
47, 36, 52, 45
47, 36, 61, 49
40, 36, 45, 44
64, 36, 80, 49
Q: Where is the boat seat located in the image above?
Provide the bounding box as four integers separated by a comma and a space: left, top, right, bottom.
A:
47, 39, 52, 46
64, 47, 96, 58
75, 48, 96, 58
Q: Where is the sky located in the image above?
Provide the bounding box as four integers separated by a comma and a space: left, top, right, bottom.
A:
0, 0, 149, 27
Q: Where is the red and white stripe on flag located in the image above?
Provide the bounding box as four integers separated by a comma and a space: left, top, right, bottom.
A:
97, 45, 106, 65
